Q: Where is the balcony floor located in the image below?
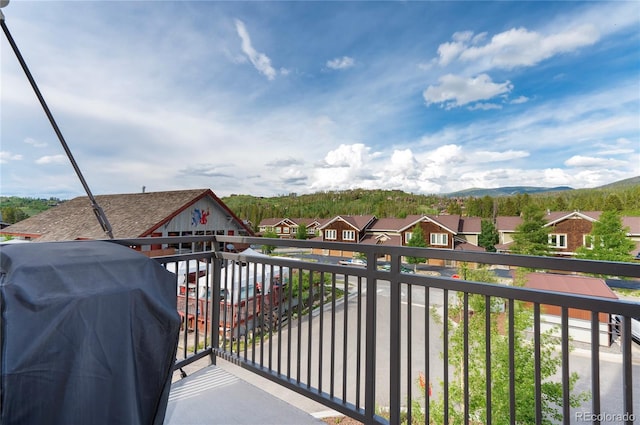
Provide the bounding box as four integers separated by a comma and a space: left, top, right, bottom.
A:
164, 361, 326, 425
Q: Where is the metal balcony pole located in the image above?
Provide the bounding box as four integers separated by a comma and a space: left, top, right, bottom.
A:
364, 250, 377, 423
1, 8, 114, 239
389, 253, 401, 424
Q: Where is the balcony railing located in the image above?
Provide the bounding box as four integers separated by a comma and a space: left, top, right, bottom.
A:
113, 235, 639, 424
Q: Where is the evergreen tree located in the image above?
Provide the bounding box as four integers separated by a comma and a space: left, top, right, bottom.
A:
511, 205, 550, 256
406, 224, 427, 270
478, 219, 499, 252
576, 210, 635, 262
295, 224, 308, 240
480, 195, 495, 218
499, 197, 518, 216
604, 194, 623, 212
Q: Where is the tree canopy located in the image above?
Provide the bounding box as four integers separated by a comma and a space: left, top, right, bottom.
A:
405, 224, 427, 269
429, 267, 590, 424
576, 210, 635, 262
511, 206, 551, 256
479, 219, 499, 252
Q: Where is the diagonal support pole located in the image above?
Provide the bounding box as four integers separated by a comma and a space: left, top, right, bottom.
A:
1, 10, 113, 238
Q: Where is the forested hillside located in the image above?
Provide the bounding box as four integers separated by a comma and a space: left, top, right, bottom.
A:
1, 180, 638, 229
224, 183, 640, 231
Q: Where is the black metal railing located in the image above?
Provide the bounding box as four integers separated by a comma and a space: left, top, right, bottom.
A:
113, 236, 640, 425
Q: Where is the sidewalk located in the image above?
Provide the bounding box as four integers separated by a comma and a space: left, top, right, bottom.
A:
164, 362, 326, 425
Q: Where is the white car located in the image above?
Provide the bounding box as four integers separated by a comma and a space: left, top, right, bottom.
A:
612, 315, 640, 344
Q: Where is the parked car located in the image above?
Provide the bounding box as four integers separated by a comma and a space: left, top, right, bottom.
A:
612, 315, 640, 344
338, 258, 366, 267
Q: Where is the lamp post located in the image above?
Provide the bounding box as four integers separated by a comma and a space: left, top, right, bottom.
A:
1, 0, 114, 239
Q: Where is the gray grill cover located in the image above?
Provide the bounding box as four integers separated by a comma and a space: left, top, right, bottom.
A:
0, 241, 180, 425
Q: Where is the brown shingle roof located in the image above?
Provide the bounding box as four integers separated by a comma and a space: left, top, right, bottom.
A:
2, 189, 252, 241
524, 272, 618, 299
320, 215, 376, 231
460, 217, 482, 233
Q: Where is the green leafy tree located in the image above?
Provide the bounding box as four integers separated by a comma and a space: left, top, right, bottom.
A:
511, 206, 551, 256
478, 219, 499, 252
406, 224, 427, 270
0, 207, 29, 224
261, 230, 278, 254
576, 210, 635, 262
295, 224, 308, 240
429, 267, 590, 424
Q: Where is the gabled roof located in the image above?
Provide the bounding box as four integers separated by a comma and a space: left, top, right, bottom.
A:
398, 214, 461, 234
497, 211, 638, 234
259, 217, 323, 228
370, 215, 421, 232
258, 218, 283, 227
290, 218, 322, 227
544, 211, 600, 226
319, 215, 376, 232
258, 218, 297, 227
2, 189, 252, 241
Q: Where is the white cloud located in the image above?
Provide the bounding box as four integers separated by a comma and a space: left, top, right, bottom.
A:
423, 74, 513, 108
0, 152, 23, 164
510, 96, 529, 104
595, 138, 637, 155
322, 143, 371, 168
35, 154, 67, 165
24, 137, 48, 148
467, 102, 502, 111
437, 25, 599, 71
327, 56, 355, 70
473, 150, 529, 163
235, 19, 277, 80
564, 155, 627, 169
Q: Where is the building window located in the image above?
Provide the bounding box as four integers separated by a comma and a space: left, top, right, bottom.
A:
283, 227, 290, 234
548, 234, 567, 248
404, 232, 413, 244
430, 233, 448, 246
325, 229, 337, 240
276, 227, 282, 234
583, 235, 594, 249
343, 230, 356, 241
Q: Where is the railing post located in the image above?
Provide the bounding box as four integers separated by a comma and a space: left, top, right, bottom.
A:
389, 253, 402, 424
211, 240, 222, 366
364, 250, 378, 423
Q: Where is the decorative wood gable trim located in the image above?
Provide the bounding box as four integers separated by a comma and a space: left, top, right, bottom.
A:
544, 211, 598, 228
320, 216, 360, 232
399, 215, 458, 235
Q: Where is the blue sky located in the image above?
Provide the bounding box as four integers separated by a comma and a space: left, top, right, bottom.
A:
1, 1, 639, 199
